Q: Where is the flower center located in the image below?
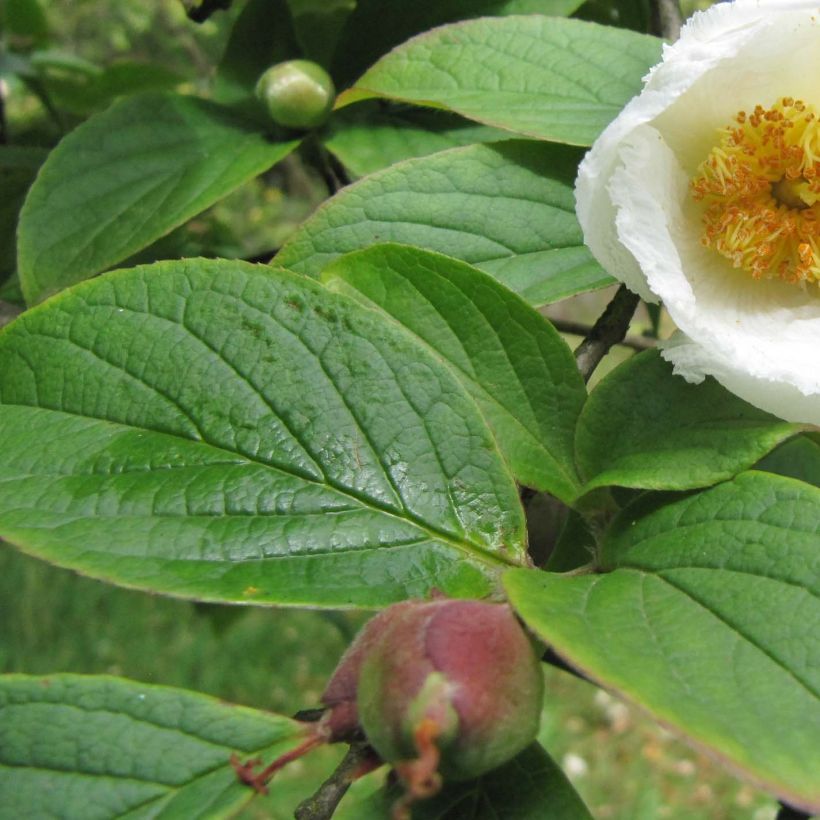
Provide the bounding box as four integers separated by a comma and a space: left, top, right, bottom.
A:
692, 97, 820, 286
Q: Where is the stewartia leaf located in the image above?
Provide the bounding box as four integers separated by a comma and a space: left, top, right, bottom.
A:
277, 141, 612, 306
0, 258, 526, 607
756, 434, 820, 488
336, 17, 662, 146
575, 350, 801, 493
506, 471, 820, 814
0, 674, 307, 819
17, 93, 299, 305
323, 105, 508, 177
323, 244, 586, 500
214, 0, 301, 102
330, 0, 588, 86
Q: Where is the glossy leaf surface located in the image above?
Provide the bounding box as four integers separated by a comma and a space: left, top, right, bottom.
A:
0, 674, 305, 819
331, 0, 587, 86
338, 17, 662, 146
506, 472, 820, 813
17, 93, 298, 304
324, 244, 586, 500
278, 141, 612, 306
323, 105, 507, 177
0, 259, 526, 607
576, 351, 800, 493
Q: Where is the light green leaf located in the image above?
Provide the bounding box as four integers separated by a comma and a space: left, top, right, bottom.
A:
575, 350, 801, 493
337, 16, 662, 146
337, 743, 592, 820
323, 104, 508, 177
323, 244, 586, 501
0, 674, 306, 820
214, 0, 301, 103
0, 258, 526, 608
0, 146, 47, 282
17, 92, 299, 305
277, 140, 613, 306
331, 0, 587, 87
505, 471, 820, 814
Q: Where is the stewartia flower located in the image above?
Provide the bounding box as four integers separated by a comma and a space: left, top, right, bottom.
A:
576, 0, 820, 425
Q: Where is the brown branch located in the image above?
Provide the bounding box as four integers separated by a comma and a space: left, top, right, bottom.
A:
549, 317, 655, 353
573, 285, 640, 382
294, 743, 378, 820
651, 0, 683, 41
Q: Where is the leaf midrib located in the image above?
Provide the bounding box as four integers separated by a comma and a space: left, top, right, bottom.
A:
0, 402, 515, 569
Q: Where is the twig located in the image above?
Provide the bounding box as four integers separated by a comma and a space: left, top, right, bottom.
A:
573, 285, 640, 382
294, 743, 378, 820
549, 317, 654, 352
651, 0, 683, 41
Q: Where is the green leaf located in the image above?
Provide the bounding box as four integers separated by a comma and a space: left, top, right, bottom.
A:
575, 350, 801, 493
323, 104, 508, 178
323, 244, 586, 501
288, 0, 355, 68
17, 92, 299, 305
505, 471, 820, 814
756, 434, 820, 488
331, 0, 587, 87
0, 674, 306, 820
214, 0, 301, 103
2, 0, 49, 49
337, 17, 662, 146
277, 140, 613, 306
338, 743, 593, 819
0, 258, 526, 607
0, 146, 47, 282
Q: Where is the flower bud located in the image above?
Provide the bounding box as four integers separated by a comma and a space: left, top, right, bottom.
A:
355, 599, 543, 787
255, 59, 335, 129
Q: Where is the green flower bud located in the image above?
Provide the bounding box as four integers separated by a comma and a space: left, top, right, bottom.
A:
255, 59, 335, 129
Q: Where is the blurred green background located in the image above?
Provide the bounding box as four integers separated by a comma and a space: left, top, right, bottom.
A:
0, 1, 782, 818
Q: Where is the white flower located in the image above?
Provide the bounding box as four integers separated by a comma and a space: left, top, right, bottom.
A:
575, 0, 820, 425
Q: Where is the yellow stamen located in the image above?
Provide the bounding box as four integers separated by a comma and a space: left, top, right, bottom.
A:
692, 98, 820, 286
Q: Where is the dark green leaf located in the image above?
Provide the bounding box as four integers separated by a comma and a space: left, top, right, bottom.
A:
324, 244, 586, 501
331, 0, 588, 87
0, 258, 526, 607
323, 104, 508, 177
755, 434, 820, 488
337, 17, 662, 146
277, 141, 613, 306
506, 472, 820, 814
0, 146, 47, 282
0, 674, 306, 819
338, 743, 592, 819
17, 92, 299, 305
2, 0, 49, 49
575, 350, 801, 493
214, 0, 301, 103
288, 0, 355, 67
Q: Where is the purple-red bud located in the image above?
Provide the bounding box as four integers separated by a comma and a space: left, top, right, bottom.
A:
354, 599, 543, 784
